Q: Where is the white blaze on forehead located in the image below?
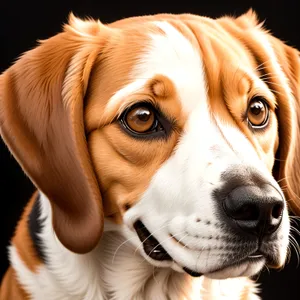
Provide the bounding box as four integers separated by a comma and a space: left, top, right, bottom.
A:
106, 21, 208, 115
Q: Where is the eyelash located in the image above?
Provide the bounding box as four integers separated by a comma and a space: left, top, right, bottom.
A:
118, 101, 174, 140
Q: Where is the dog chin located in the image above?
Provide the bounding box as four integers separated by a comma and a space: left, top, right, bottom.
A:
141, 247, 266, 280
205, 259, 265, 280
141, 250, 184, 271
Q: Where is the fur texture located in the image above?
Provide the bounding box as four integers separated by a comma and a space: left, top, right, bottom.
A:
1, 10, 300, 299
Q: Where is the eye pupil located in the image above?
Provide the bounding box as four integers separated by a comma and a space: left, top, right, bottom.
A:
250, 102, 264, 115
135, 109, 151, 122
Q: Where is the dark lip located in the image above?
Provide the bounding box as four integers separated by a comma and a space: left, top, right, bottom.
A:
247, 250, 264, 259
133, 220, 269, 276
208, 250, 267, 273
134, 221, 202, 277
183, 267, 203, 277
133, 220, 172, 261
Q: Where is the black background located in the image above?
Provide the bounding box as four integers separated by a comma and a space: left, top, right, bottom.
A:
0, 1, 300, 299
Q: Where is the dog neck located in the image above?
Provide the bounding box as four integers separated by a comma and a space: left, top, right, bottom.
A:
10, 193, 258, 300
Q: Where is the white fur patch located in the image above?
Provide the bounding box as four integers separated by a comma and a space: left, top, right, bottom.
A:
122, 21, 289, 279
10, 194, 260, 300
134, 21, 207, 114
9, 194, 105, 300
106, 21, 207, 115
8, 19, 290, 300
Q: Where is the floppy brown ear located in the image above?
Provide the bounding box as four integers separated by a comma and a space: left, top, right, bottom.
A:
0, 15, 106, 253
268, 38, 300, 215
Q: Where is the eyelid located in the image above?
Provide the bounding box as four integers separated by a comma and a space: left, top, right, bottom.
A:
248, 92, 276, 111
116, 98, 157, 120
118, 101, 177, 140
118, 100, 177, 128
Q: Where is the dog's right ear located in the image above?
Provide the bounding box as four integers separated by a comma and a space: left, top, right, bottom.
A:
0, 14, 109, 253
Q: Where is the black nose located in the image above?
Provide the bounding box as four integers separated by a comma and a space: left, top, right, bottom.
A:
223, 185, 284, 236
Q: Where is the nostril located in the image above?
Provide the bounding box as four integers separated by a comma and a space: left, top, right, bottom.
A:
223, 197, 260, 222
233, 204, 260, 221
221, 185, 284, 237
272, 203, 283, 219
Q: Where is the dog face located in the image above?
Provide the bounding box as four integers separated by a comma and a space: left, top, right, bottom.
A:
1, 11, 299, 279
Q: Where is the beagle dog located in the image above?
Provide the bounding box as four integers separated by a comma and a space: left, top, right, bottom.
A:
0, 10, 300, 300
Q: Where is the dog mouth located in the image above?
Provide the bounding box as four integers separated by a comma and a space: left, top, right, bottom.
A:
133, 220, 172, 261
133, 220, 204, 277
133, 220, 270, 277
134, 220, 203, 277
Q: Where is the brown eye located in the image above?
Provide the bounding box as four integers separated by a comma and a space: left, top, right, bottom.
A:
125, 106, 155, 133
247, 97, 269, 128
118, 101, 172, 140
120, 103, 172, 139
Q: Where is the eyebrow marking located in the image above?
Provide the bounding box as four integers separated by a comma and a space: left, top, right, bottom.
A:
105, 79, 149, 118
132, 21, 208, 114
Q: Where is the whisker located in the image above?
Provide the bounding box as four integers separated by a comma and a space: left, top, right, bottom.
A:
274, 157, 286, 162
174, 233, 189, 249
277, 176, 291, 184
147, 232, 186, 257
290, 224, 300, 236
290, 215, 300, 222
259, 73, 278, 80
289, 244, 300, 267
264, 264, 271, 275
112, 235, 138, 264
289, 235, 300, 266
152, 265, 159, 285
256, 65, 269, 72
262, 80, 286, 89
253, 266, 264, 281
255, 60, 272, 72
285, 186, 300, 201
268, 88, 286, 98
133, 223, 170, 255
286, 245, 291, 265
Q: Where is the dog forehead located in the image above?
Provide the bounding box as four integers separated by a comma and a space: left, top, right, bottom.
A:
136, 21, 207, 113
106, 21, 208, 115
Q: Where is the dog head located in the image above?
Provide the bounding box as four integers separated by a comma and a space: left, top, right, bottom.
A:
0, 10, 299, 279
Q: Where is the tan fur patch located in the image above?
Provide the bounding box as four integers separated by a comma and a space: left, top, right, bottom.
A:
84, 13, 288, 225
11, 192, 42, 272
0, 267, 29, 300
0, 14, 299, 300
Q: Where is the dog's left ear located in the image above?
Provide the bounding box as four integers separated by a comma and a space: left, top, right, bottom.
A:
268, 37, 300, 215
0, 14, 108, 253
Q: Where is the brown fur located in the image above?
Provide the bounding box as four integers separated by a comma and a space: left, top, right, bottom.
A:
0, 23, 106, 254
0, 192, 41, 300
0, 10, 299, 299
11, 192, 43, 272
0, 267, 29, 299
